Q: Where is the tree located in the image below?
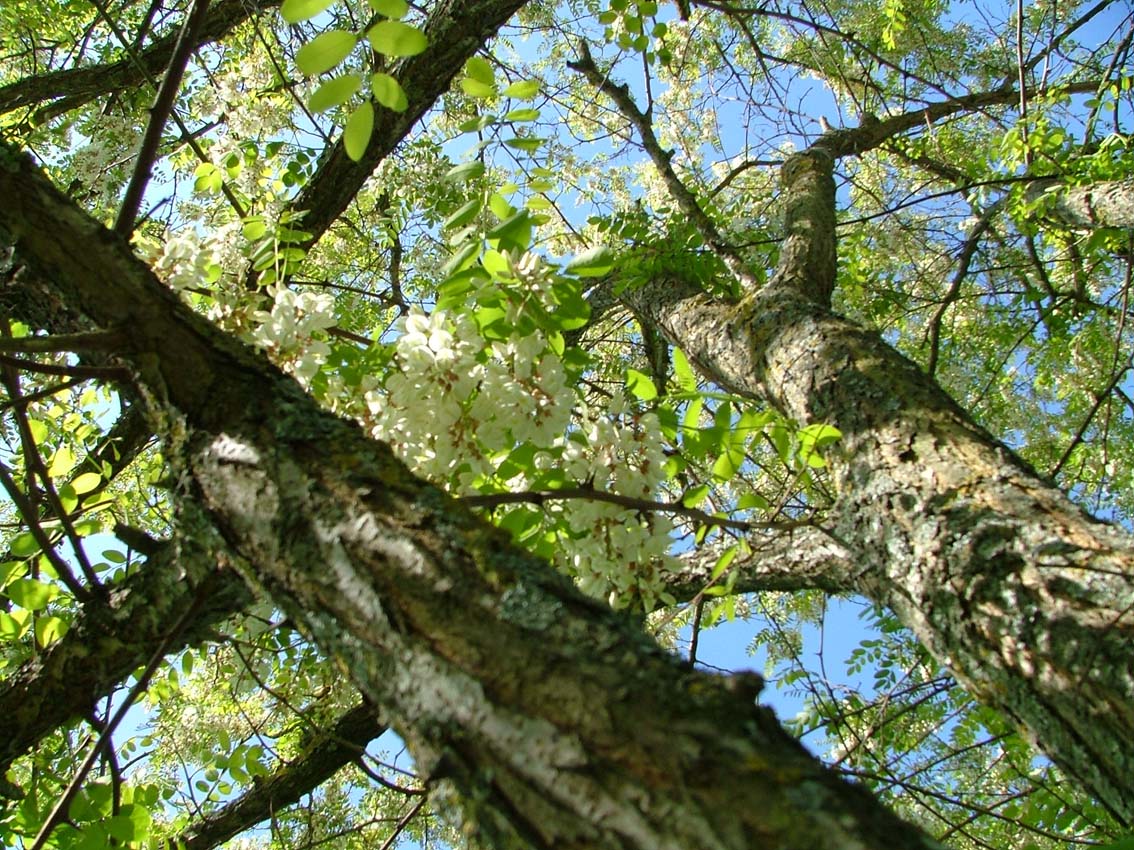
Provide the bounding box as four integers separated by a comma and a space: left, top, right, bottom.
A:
0, 0, 1131, 847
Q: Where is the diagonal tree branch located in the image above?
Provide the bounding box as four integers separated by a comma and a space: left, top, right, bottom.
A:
618, 112, 1134, 824
115, 0, 213, 236
177, 702, 389, 850
0, 141, 942, 850
289, 0, 530, 250
0, 532, 251, 777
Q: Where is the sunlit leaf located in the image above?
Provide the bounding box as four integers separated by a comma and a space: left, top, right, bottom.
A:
295, 29, 357, 76
565, 245, 614, 277
6, 578, 60, 611
461, 77, 497, 98
626, 368, 658, 401
367, 0, 408, 17
343, 101, 374, 161
444, 197, 483, 230
366, 21, 427, 56
281, 0, 336, 23
370, 73, 408, 111
465, 56, 495, 86
445, 160, 485, 182
502, 80, 540, 99
35, 615, 68, 648
309, 74, 361, 112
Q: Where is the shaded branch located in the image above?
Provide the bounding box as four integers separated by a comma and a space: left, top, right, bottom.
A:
115, 0, 213, 236
178, 702, 388, 850
1025, 177, 1134, 230
662, 525, 858, 604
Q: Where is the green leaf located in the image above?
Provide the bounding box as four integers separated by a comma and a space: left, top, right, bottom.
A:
281, 0, 336, 23
441, 242, 480, 276
565, 245, 614, 277
444, 197, 483, 230
486, 210, 532, 252
799, 422, 842, 448
712, 445, 744, 482
35, 615, 68, 648
710, 545, 739, 581
504, 107, 540, 122
343, 101, 374, 161
681, 484, 710, 508
366, 21, 427, 57
309, 74, 361, 112
9, 531, 41, 557
70, 471, 102, 495
481, 249, 511, 278
465, 56, 496, 86
504, 136, 545, 152
502, 79, 540, 99
295, 29, 357, 76
0, 609, 29, 639
488, 192, 515, 220
367, 0, 408, 17
370, 73, 408, 111
737, 492, 769, 511
6, 577, 60, 611
626, 368, 658, 401
672, 347, 696, 392
460, 77, 497, 98
445, 160, 485, 182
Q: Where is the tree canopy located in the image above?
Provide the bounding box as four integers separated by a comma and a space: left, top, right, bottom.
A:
0, 0, 1132, 848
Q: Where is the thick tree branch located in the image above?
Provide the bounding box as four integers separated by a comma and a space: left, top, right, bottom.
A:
0, 144, 941, 850
621, 117, 1134, 824
664, 525, 858, 603
1025, 177, 1134, 230
178, 702, 388, 850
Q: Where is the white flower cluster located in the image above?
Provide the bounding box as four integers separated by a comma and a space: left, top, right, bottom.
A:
366, 266, 679, 608
250, 285, 337, 383
368, 307, 517, 483
193, 51, 288, 142
527, 402, 678, 609
144, 228, 221, 291
69, 112, 141, 207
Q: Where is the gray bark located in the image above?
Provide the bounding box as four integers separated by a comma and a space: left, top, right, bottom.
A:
0, 145, 942, 850
1026, 177, 1134, 229
622, 141, 1134, 826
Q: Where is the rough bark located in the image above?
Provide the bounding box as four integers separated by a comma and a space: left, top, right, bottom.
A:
178, 702, 388, 850
665, 526, 857, 601
0, 146, 943, 850
1026, 177, 1134, 229
622, 138, 1134, 826
0, 0, 281, 119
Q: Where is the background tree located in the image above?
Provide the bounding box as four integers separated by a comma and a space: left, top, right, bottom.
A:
0, 0, 1132, 848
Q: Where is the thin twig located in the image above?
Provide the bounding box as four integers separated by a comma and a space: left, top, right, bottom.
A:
115, 0, 214, 236
460, 486, 807, 533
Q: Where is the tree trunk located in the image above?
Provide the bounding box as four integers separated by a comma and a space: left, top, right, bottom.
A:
1, 145, 942, 850
623, 146, 1134, 826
